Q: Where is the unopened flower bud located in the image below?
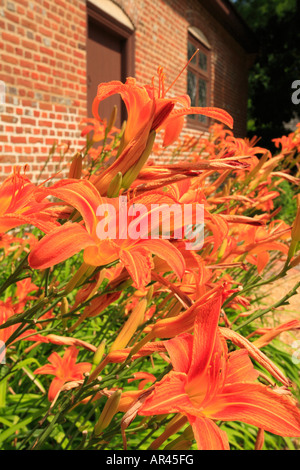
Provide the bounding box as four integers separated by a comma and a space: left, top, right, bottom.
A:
109, 298, 147, 352
291, 194, 300, 242
92, 340, 106, 367
164, 438, 193, 450
287, 194, 300, 262
106, 105, 117, 135
122, 131, 156, 189
60, 297, 69, 329
69, 153, 82, 179
94, 389, 122, 436
146, 285, 154, 304
107, 172, 122, 198
255, 428, 264, 450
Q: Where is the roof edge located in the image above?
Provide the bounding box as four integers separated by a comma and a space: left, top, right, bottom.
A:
199, 0, 258, 53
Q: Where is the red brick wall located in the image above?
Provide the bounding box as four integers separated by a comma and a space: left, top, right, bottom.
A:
0, 0, 87, 180
0, 0, 250, 180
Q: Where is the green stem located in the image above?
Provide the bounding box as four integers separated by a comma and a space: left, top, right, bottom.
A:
0, 253, 29, 297
0, 375, 7, 408
234, 280, 300, 332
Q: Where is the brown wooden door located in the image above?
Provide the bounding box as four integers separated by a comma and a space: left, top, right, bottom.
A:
87, 18, 125, 127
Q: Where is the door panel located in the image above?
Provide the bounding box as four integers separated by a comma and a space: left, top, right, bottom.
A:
87, 18, 124, 127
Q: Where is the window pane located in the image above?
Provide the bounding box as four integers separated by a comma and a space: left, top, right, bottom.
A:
188, 41, 197, 64
187, 70, 196, 119
199, 51, 207, 71
198, 79, 207, 123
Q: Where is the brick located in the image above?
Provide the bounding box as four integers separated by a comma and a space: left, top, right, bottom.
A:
21, 117, 36, 125
29, 136, 43, 143
2, 54, 18, 65
11, 136, 27, 144
38, 120, 52, 127
1, 114, 18, 123
2, 32, 20, 45
1, 155, 16, 162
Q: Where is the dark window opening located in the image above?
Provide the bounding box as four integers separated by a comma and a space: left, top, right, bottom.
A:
187, 34, 210, 129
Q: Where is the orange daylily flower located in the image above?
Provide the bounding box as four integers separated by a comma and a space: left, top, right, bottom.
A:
0, 278, 42, 348
0, 169, 59, 234
91, 68, 233, 194
34, 346, 92, 401
215, 220, 291, 273
128, 372, 157, 390
138, 297, 300, 449
248, 319, 300, 349
28, 179, 186, 289
22, 333, 97, 353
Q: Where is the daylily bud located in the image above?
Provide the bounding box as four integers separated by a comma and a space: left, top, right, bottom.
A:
146, 285, 154, 304
149, 415, 188, 450
151, 101, 174, 131
94, 389, 122, 436
64, 262, 95, 294
291, 194, 300, 242
122, 131, 156, 189
255, 428, 264, 450
109, 298, 147, 352
106, 105, 117, 135
218, 238, 228, 260
164, 438, 193, 450
60, 297, 69, 329
107, 172, 122, 198
115, 120, 127, 157
68, 153, 82, 179
92, 340, 106, 367
164, 426, 194, 450
287, 194, 300, 262
290, 252, 300, 268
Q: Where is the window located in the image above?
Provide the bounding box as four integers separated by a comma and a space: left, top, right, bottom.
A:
187, 33, 210, 128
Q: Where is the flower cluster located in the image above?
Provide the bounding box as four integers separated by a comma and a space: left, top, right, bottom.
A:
0, 67, 300, 450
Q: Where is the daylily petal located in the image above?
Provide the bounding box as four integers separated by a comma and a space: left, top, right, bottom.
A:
188, 291, 222, 379
206, 382, 300, 437
165, 333, 194, 374
0, 213, 58, 234
162, 115, 185, 147
221, 327, 290, 386
169, 106, 234, 129
92, 120, 154, 195
186, 331, 228, 408
151, 285, 223, 339
62, 346, 79, 370
33, 364, 56, 376
48, 377, 65, 401
83, 239, 120, 266
139, 371, 191, 416
139, 239, 185, 280
189, 415, 230, 450
29, 222, 96, 270
252, 320, 300, 349
225, 349, 259, 385
73, 362, 92, 377
47, 351, 65, 369
24, 333, 97, 352
120, 246, 154, 289
97, 78, 151, 145
118, 390, 147, 413
35, 179, 103, 235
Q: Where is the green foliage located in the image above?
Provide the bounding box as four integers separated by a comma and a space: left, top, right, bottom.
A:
232, 0, 300, 148
274, 180, 298, 224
